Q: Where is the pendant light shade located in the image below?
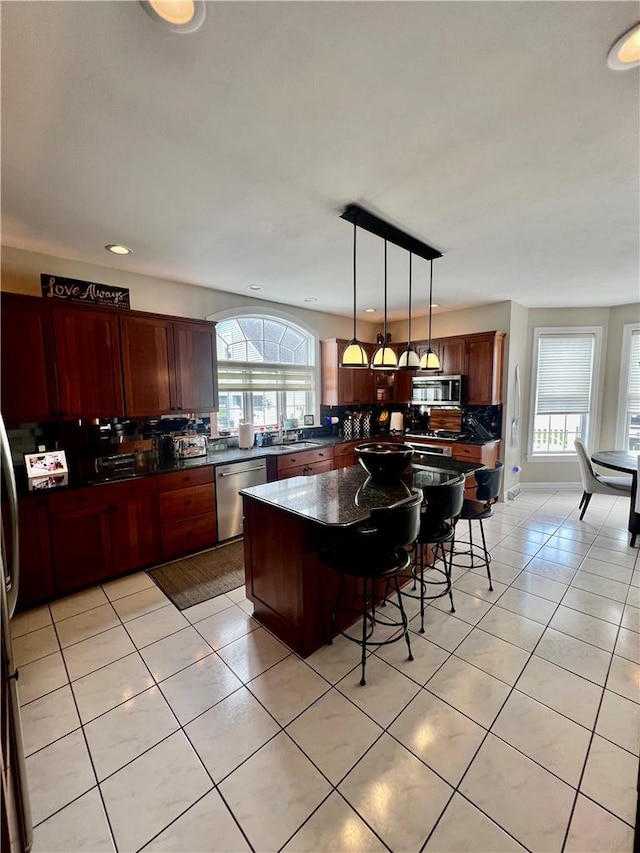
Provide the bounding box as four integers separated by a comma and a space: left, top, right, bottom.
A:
371, 240, 398, 370
340, 218, 369, 368
398, 252, 420, 369
419, 258, 441, 371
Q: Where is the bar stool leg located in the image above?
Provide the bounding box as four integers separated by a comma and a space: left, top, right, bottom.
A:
393, 575, 413, 662
478, 519, 493, 591
444, 541, 456, 613
419, 543, 426, 634
360, 577, 368, 686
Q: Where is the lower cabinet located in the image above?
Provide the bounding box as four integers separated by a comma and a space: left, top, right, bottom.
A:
276, 447, 334, 479
48, 477, 160, 594
451, 441, 501, 499
158, 467, 217, 561
2, 497, 55, 611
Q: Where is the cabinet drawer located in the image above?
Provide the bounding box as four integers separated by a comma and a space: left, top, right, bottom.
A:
48, 486, 109, 513
159, 483, 214, 522
452, 444, 484, 462
161, 512, 217, 561
334, 441, 357, 459
277, 446, 334, 472
158, 466, 213, 491
278, 459, 334, 479
98, 476, 158, 504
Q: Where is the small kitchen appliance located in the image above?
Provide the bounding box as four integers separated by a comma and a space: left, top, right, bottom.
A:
171, 435, 207, 458
411, 375, 463, 407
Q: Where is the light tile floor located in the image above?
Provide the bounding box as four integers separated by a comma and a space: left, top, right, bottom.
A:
11, 489, 639, 852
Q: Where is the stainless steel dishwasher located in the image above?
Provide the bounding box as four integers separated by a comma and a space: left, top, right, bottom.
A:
215, 458, 267, 541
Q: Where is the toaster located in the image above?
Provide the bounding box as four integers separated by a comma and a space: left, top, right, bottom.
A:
171, 435, 207, 458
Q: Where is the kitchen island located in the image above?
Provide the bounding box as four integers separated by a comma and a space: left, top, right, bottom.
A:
240, 459, 481, 657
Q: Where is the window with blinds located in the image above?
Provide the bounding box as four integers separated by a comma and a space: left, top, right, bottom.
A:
529, 327, 601, 456
618, 324, 640, 451
215, 316, 317, 432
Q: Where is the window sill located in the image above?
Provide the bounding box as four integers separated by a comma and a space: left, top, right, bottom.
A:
526, 453, 578, 463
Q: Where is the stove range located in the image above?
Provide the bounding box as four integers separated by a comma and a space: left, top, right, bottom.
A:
405, 429, 469, 441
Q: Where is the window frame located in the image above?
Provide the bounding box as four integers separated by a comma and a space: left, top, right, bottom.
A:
527, 325, 603, 460
616, 322, 640, 451
207, 308, 320, 433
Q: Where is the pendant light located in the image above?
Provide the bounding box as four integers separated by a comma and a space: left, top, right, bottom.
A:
419, 259, 441, 371
398, 252, 420, 369
340, 218, 369, 368
371, 239, 398, 369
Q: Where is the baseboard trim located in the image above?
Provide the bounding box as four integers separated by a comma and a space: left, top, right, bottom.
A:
519, 482, 582, 491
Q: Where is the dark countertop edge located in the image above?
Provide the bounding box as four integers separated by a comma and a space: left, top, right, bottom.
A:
15, 434, 499, 497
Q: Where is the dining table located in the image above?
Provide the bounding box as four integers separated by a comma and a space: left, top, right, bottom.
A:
591, 450, 640, 546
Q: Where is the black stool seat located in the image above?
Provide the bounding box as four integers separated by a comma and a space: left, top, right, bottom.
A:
402, 477, 465, 634
320, 489, 422, 686
452, 462, 503, 590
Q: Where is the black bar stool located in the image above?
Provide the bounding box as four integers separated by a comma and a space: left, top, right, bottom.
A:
320, 489, 422, 686
451, 462, 504, 590
403, 477, 465, 633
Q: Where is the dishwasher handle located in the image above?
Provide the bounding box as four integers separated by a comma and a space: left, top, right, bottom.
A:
218, 465, 266, 477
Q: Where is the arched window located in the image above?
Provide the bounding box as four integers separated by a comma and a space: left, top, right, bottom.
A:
215, 315, 317, 432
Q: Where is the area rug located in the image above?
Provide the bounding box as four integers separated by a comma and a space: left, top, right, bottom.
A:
147, 539, 245, 610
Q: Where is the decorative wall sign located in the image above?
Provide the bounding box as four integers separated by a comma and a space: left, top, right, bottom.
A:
41, 274, 130, 309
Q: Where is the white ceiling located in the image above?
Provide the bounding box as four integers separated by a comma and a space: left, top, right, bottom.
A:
1, 1, 639, 320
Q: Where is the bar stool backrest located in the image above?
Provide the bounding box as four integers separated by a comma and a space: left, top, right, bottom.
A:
421, 476, 465, 534
475, 461, 504, 503
365, 489, 423, 551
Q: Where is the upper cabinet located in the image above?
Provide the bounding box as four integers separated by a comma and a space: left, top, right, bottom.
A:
52, 303, 124, 419
1, 294, 58, 423
0, 294, 124, 422
1, 293, 218, 424
464, 331, 505, 405
120, 315, 219, 416
321, 339, 373, 406
172, 321, 219, 413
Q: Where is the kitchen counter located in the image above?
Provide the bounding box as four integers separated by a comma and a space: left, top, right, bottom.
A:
240, 457, 482, 657
240, 459, 480, 527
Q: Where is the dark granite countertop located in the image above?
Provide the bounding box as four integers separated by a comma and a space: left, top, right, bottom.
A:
240, 459, 482, 528
15, 432, 494, 498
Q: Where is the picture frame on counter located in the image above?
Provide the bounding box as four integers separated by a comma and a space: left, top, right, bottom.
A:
24, 449, 69, 491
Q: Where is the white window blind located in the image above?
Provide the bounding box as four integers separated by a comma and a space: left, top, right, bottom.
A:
627, 329, 640, 415
218, 363, 314, 392
536, 333, 595, 415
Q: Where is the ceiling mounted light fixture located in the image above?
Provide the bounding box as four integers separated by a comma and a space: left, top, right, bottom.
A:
140, 0, 206, 34
364, 307, 376, 313
371, 240, 398, 370
340, 217, 369, 368
247, 284, 263, 292
105, 244, 132, 255
607, 22, 640, 70
419, 259, 441, 371
398, 252, 420, 370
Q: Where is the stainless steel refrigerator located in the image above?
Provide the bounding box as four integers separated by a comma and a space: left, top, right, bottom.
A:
1, 414, 33, 852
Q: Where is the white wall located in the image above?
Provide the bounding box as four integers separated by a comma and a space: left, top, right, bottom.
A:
0, 246, 374, 343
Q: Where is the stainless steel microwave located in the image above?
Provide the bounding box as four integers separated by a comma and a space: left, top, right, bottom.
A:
411, 375, 463, 406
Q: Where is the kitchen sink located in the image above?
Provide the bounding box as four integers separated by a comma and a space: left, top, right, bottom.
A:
265, 441, 322, 452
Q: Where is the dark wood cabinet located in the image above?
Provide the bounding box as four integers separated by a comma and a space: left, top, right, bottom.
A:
172, 321, 219, 413
321, 339, 373, 406
0, 294, 58, 424
436, 338, 465, 376
48, 497, 113, 593
120, 314, 219, 416
1, 496, 55, 611
158, 466, 217, 560
48, 477, 161, 594
120, 314, 173, 416
465, 332, 505, 405
52, 303, 124, 419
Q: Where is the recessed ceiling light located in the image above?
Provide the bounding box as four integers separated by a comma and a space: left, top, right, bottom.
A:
140, 0, 206, 34
607, 22, 640, 70
431, 303, 440, 309
304, 297, 318, 303
247, 285, 263, 292
105, 244, 132, 255
364, 308, 377, 313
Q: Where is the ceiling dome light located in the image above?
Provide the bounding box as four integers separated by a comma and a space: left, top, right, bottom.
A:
364, 308, 376, 313
607, 22, 640, 70
247, 284, 263, 292
141, 0, 206, 33
105, 244, 132, 255
304, 297, 318, 303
